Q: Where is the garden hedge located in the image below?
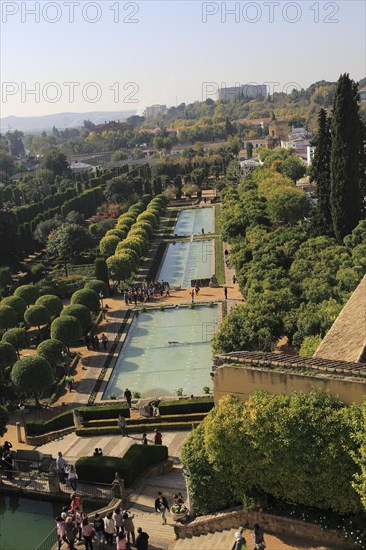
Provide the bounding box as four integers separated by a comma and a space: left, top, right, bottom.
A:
76, 444, 168, 485
158, 398, 214, 416
25, 403, 130, 435
75, 421, 201, 437
83, 412, 207, 428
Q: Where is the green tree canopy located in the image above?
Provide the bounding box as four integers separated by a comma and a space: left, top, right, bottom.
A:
266, 187, 310, 225
46, 224, 94, 277
100, 235, 120, 257
41, 150, 69, 176
35, 295, 63, 318
24, 305, 50, 331
11, 355, 53, 404
0, 341, 17, 376
14, 284, 39, 306
61, 304, 92, 331
2, 327, 30, 357
84, 279, 109, 298
94, 258, 110, 288
0, 405, 9, 438
37, 338, 64, 369
70, 288, 100, 314
0, 296, 27, 323
51, 316, 83, 347
106, 254, 133, 282
0, 305, 17, 330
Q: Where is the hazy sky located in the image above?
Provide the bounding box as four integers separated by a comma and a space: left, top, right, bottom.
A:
1, 0, 365, 117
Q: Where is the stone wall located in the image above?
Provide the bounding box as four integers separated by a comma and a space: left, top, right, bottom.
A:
174, 508, 358, 549
26, 427, 75, 446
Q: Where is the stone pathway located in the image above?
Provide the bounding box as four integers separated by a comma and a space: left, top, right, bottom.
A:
169, 528, 335, 550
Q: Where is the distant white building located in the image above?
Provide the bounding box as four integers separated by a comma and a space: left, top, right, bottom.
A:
281, 127, 313, 161
218, 84, 267, 101
70, 161, 95, 174
144, 104, 167, 119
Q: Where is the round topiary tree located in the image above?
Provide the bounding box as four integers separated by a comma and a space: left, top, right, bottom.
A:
2, 327, 30, 358
0, 405, 9, 438
51, 315, 83, 350
0, 341, 17, 376
115, 222, 131, 234
70, 289, 100, 314
61, 304, 92, 332
14, 284, 39, 306
11, 355, 53, 406
1, 296, 27, 322
84, 279, 110, 298
128, 226, 149, 241
24, 305, 50, 331
35, 295, 63, 318
137, 211, 158, 227
0, 305, 17, 331
100, 235, 120, 257
37, 338, 64, 370
105, 229, 128, 240
106, 254, 133, 283
117, 237, 144, 257
132, 220, 154, 239
115, 243, 139, 265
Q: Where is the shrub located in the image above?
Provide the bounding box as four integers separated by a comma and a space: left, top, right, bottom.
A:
51, 316, 83, 346
94, 258, 110, 289
76, 444, 168, 486
100, 235, 120, 257
0, 341, 17, 370
61, 304, 92, 331
117, 237, 145, 257
77, 404, 130, 420
2, 327, 30, 355
75, 422, 199, 437
105, 229, 127, 240
26, 409, 74, 435
137, 211, 158, 228
14, 284, 39, 306
84, 279, 110, 298
1, 296, 27, 322
71, 289, 100, 314
35, 295, 63, 318
37, 338, 64, 369
24, 305, 50, 330
0, 305, 17, 330
107, 254, 133, 282
159, 398, 214, 416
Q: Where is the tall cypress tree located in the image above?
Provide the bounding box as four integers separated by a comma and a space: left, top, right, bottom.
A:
310, 108, 332, 235
330, 74, 362, 243
359, 119, 366, 216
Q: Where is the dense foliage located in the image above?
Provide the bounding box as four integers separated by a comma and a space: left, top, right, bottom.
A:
182, 393, 365, 515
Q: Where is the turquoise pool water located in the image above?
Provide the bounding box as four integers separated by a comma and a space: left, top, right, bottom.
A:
174, 207, 214, 236
158, 240, 214, 288
0, 495, 58, 550
103, 306, 218, 399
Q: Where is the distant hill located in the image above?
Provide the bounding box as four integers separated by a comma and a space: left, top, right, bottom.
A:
0, 110, 138, 133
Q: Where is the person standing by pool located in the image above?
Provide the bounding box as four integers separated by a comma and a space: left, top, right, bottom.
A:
56, 516, 67, 550
101, 333, 108, 350
141, 433, 148, 445
64, 516, 77, 550
201, 227, 205, 234
124, 388, 132, 408
118, 414, 128, 437
224, 286, 228, 300
82, 516, 95, 550
93, 513, 105, 547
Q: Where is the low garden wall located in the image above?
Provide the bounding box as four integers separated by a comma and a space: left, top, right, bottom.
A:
26, 426, 75, 446
173, 508, 358, 549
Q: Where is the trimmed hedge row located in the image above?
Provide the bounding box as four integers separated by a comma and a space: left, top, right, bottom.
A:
25, 403, 130, 435
76, 421, 201, 437
76, 444, 168, 486
159, 398, 214, 416
83, 412, 207, 428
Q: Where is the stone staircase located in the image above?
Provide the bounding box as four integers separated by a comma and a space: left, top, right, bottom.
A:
169, 527, 237, 549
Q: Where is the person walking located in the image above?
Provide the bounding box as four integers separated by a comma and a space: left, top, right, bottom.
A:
94, 335, 100, 351
101, 333, 109, 350
201, 227, 205, 235
82, 517, 95, 550
93, 513, 105, 547
141, 433, 148, 445
232, 527, 247, 550
153, 429, 162, 445
66, 374, 74, 392
70, 493, 82, 513
64, 516, 77, 550
104, 512, 115, 546
56, 451, 66, 484
224, 286, 228, 300
155, 491, 170, 525
124, 388, 132, 408
56, 516, 67, 550
118, 414, 128, 437
67, 465, 78, 491
122, 511, 135, 545
252, 523, 266, 550
135, 527, 149, 550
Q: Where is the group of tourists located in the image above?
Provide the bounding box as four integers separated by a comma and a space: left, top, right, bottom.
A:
232, 524, 266, 550
123, 281, 170, 306
117, 414, 162, 445
56, 500, 149, 549
85, 333, 109, 351
56, 452, 78, 489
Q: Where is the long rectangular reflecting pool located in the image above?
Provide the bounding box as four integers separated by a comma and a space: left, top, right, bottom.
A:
103, 305, 218, 399
174, 207, 214, 236
158, 239, 214, 288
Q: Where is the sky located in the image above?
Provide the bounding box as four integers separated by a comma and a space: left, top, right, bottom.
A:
0, 0, 365, 118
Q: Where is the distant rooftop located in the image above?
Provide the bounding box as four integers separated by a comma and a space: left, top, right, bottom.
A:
314, 275, 366, 363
